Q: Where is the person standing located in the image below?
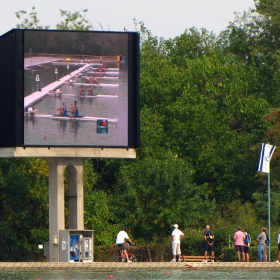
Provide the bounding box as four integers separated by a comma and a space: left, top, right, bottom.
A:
202, 225, 215, 262
276, 230, 280, 262
257, 227, 266, 262
170, 224, 185, 262
263, 228, 269, 262
234, 227, 245, 262
116, 228, 135, 263
243, 228, 251, 262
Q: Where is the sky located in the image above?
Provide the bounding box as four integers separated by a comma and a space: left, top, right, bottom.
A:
0, 0, 256, 38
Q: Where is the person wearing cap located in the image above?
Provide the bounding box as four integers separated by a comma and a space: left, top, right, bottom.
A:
203, 225, 215, 262
170, 224, 185, 262
257, 227, 266, 262
234, 227, 245, 262
116, 228, 135, 263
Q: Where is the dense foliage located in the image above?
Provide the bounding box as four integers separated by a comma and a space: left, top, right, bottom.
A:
1, 0, 280, 261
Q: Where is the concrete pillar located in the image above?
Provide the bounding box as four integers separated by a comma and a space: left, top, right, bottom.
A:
67, 163, 84, 229
45, 157, 85, 262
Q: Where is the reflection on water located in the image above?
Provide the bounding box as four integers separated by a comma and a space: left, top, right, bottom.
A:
24, 61, 128, 147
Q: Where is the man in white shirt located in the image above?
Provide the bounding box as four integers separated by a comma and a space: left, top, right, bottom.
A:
170, 224, 185, 262
116, 228, 135, 263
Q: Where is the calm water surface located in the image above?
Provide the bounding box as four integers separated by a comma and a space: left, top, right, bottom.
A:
0, 270, 279, 280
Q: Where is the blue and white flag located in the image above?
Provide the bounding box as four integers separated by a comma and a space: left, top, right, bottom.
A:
258, 143, 276, 173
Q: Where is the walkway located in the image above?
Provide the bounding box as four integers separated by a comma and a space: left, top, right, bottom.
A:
24, 63, 90, 109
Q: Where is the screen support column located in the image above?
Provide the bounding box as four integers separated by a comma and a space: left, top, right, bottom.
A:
46, 157, 85, 262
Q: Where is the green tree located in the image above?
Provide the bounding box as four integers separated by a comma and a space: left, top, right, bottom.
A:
220, 0, 280, 106
56, 9, 94, 31
83, 159, 119, 245
11, 5, 280, 261
15, 6, 50, 29
140, 24, 270, 206
15, 7, 96, 31
0, 159, 49, 261
111, 107, 218, 261
252, 108, 280, 224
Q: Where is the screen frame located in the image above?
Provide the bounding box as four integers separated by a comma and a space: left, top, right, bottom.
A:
5, 29, 140, 149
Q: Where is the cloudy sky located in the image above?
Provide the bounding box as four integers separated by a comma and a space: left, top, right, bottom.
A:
0, 0, 255, 38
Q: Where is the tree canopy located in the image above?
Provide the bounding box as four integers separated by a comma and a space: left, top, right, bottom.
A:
2, 0, 280, 260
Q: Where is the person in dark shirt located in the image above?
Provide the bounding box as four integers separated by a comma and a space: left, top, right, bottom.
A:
203, 225, 214, 262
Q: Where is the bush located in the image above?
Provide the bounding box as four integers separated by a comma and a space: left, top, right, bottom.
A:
222, 246, 278, 262
181, 229, 205, 256
94, 244, 158, 262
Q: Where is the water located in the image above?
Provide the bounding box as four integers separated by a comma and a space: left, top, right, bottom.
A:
24, 63, 79, 97
24, 61, 128, 147
0, 270, 279, 280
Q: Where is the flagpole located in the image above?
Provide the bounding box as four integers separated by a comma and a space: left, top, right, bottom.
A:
267, 171, 271, 262
258, 143, 275, 262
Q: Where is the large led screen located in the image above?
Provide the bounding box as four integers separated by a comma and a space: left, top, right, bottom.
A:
23, 30, 139, 148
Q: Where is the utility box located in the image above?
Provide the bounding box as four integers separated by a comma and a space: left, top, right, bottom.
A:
59, 230, 94, 262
